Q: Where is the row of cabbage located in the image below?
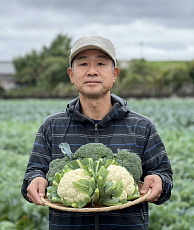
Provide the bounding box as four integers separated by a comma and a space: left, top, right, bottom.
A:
1, 98, 194, 131
0, 98, 194, 230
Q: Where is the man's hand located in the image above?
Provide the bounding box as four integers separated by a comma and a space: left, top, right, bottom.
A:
27, 177, 48, 205
140, 175, 163, 202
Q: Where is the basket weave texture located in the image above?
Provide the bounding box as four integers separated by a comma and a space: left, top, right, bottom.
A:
41, 189, 151, 213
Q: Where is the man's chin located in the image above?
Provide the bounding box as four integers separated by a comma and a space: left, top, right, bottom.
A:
80, 91, 109, 99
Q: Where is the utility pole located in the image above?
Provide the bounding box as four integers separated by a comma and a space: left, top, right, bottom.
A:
139, 42, 144, 59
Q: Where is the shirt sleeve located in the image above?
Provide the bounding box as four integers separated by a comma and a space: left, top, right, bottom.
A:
141, 123, 173, 205
21, 122, 52, 201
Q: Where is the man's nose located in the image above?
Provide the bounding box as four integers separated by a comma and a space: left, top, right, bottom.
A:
87, 64, 98, 76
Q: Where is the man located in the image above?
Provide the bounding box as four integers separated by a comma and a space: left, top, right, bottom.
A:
21, 36, 173, 230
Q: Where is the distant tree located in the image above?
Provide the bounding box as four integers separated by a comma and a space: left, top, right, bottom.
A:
121, 59, 159, 96
188, 61, 194, 83
13, 50, 42, 86
13, 34, 71, 89
48, 34, 71, 58
37, 56, 69, 89
162, 65, 190, 93
129, 59, 151, 76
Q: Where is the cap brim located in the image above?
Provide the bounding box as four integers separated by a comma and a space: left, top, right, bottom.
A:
70, 45, 114, 63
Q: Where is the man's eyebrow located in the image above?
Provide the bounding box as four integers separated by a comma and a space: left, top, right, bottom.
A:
76, 56, 88, 61
98, 55, 109, 60
76, 55, 109, 61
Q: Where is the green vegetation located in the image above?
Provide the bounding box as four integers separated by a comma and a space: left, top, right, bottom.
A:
115, 58, 194, 98
0, 98, 194, 229
74, 143, 114, 160
46, 157, 70, 184
1, 33, 194, 98
13, 34, 71, 88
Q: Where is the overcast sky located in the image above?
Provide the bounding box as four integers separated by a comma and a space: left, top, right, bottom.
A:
1, 0, 194, 61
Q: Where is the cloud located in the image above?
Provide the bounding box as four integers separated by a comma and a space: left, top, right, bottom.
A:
16, 0, 194, 28
0, 0, 194, 61
68, 20, 194, 60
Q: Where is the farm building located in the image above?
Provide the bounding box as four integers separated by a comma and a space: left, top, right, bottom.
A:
0, 61, 16, 90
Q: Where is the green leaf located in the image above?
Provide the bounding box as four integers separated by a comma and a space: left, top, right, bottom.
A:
97, 166, 109, 179
71, 201, 86, 208
104, 159, 120, 168
73, 197, 91, 208
100, 198, 123, 206
127, 185, 140, 200
91, 188, 100, 206
97, 175, 106, 201
104, 181, 115, 197
113, 179, 123, 198
47, 186, 61, 203
104, 179, 123, 198
89, 177, 96, 191
53, 171, 63, 184
0, 221, 16, 230
59, 142, 73, 160
73, 179, 91, 194
66, 160, 80, 169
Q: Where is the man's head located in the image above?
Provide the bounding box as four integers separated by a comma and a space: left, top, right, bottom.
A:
69, 36, 116, 67
67, 36, 119, 99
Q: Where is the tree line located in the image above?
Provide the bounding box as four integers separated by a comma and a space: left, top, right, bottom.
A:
7, 34, 194, 98
114, 59, 194, 98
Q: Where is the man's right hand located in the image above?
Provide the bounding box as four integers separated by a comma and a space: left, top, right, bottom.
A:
27, 177, 48, 205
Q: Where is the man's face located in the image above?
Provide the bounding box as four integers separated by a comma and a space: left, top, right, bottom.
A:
68, 49, 119, 99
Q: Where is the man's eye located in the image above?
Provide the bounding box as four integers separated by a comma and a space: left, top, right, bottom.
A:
98, 63, 105, 66
79, 63, 88, 66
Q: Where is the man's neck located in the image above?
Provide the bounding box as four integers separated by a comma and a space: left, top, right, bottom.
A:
79, 94, 112, 120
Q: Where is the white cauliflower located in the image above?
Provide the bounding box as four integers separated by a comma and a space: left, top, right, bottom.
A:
57, 168, 93, 208
47, 157, 140, 208
106, 165, 136, 200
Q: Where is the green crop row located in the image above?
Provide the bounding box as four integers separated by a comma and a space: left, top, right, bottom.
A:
0, 98, 194, 229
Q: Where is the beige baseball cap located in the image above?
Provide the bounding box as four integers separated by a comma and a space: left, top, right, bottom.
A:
69, 36, 116, 66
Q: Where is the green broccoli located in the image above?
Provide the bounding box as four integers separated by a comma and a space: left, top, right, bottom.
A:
46, 143, 113, 184
46, 157, 70, 184
115, 149, 142, 184
46, 142, 76, 184
73, 143, 114, 161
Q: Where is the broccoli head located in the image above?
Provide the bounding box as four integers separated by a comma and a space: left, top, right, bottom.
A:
46, 156, 69, 184
115, 149, 142, 184
74, 143, 114, 161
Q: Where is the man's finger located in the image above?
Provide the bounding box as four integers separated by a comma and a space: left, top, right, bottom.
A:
38, 179, 48, 197
141, 175, 163, 202
27, 177, 48, 205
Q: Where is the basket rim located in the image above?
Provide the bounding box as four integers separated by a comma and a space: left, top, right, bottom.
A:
41, 189, 151, 212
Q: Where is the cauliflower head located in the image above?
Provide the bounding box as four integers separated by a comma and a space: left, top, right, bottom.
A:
47, 159, 97, 208
106, 165, 135, 199
57, 168, 91, 206
97, 162, 140, 206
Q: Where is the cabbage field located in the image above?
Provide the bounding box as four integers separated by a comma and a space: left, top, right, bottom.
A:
0, 98, 194, 230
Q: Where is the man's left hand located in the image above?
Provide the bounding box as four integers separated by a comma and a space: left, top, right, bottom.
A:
140, 175, 163, 202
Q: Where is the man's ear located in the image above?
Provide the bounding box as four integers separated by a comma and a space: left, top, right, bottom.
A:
113, 67, 120, 83
67, 68, 74, 83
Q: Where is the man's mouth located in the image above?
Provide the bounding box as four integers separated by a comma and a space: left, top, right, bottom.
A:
85, 80, 100, 84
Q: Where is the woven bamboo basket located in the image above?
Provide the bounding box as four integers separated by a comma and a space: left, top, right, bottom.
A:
41, 188, 151, 213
